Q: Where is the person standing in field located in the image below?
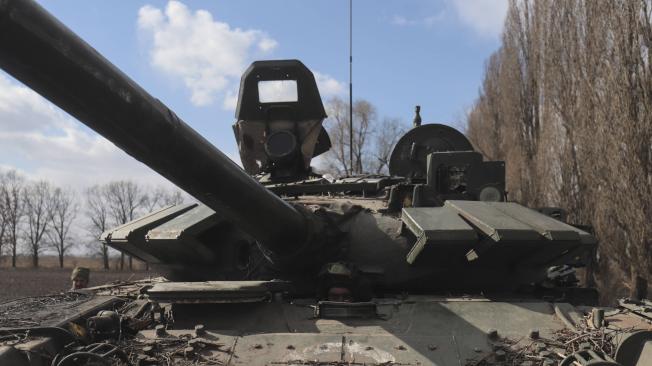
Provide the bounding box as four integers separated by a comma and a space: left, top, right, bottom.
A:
70, 267, 90, 290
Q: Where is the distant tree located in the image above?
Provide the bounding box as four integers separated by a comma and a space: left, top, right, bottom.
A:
322, 97, 407, 176
323, 96, 354, 176
351, 100, 376, 174
0, 172, 7, 261
47, 187, 78, 268
371, 117, 407, 174
86, 185, 111, 270
465, 0, 652, 302
23, 181, 53, 267
1, 170, 25, 267
103, 181, 147, 270
143, 186, 185, 212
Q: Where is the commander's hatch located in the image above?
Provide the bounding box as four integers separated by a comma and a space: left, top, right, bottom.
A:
401, 201, 596, 267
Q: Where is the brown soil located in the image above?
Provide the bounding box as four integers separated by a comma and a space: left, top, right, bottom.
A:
0, 267, 158, 303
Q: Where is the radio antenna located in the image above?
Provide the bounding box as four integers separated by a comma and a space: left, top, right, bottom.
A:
349, 0, 354, 175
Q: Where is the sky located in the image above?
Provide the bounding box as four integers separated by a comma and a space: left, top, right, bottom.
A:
0, 0, 508, 192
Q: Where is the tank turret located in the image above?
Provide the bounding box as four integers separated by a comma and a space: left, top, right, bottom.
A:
0, 0, 596, 292
4, 3, 651, 366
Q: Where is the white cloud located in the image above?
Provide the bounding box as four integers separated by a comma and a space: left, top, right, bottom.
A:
390, 12, 446, 28
450, 0, 508, 38
0, 72, 200, 255
138, 1, 277, 107
0, 73, 174, 192
0, 75, 68, 132
391, 15, 416, 27
314, 72, 345, 98
258, 38, 278, 53
222, 89, 239, 111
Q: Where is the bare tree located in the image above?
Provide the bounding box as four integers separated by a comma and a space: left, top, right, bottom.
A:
323, 97, 406, 176
323, 97, 353, 176
47, 187, 78, 268
466, 0, 652, 302
23, 181, 53, 267
371, 117, 407, 174
104, 181, 147, 270
86, 185, 111, 270
143, 186, 185, 213
0, 172, 7, 261
351, 100, 376, 174
1, 170, 24, 267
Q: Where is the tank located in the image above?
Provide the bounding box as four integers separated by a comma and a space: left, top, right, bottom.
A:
1, 1, 651, 365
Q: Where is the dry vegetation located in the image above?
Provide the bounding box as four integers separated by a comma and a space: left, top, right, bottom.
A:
466, 0, 652, 303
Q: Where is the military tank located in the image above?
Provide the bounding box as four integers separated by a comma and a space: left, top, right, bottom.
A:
1, 1, 651, 365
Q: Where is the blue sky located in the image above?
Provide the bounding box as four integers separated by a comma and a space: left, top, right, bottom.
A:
0, 0, 507, 190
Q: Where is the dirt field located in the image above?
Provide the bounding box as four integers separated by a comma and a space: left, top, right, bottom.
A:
0, 268, 159, 302
0, 255, 149, 270
0, 256, 158, 302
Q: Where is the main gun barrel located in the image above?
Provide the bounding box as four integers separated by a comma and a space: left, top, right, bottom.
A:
0, 0, 308, 255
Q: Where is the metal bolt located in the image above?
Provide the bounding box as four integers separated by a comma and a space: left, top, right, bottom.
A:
193, 324, 206, 337
487, 328, 499, 340
529, 329, 540, 339
494, 350, 506, 361
155, 324, 166, 337
592, 308, 605, 328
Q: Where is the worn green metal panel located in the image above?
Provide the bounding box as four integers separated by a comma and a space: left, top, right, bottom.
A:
445, 200, 542, 241
100, 203, 197, 263
145, 204, 222, 264
486, 202, 581, 241
402, 207, 477, 264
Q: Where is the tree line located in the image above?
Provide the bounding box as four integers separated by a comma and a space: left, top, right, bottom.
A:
466, 0, 652, 301
0, 170, 184, 269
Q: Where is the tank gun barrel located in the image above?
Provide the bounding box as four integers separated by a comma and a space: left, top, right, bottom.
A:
0, 0, 308, 255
